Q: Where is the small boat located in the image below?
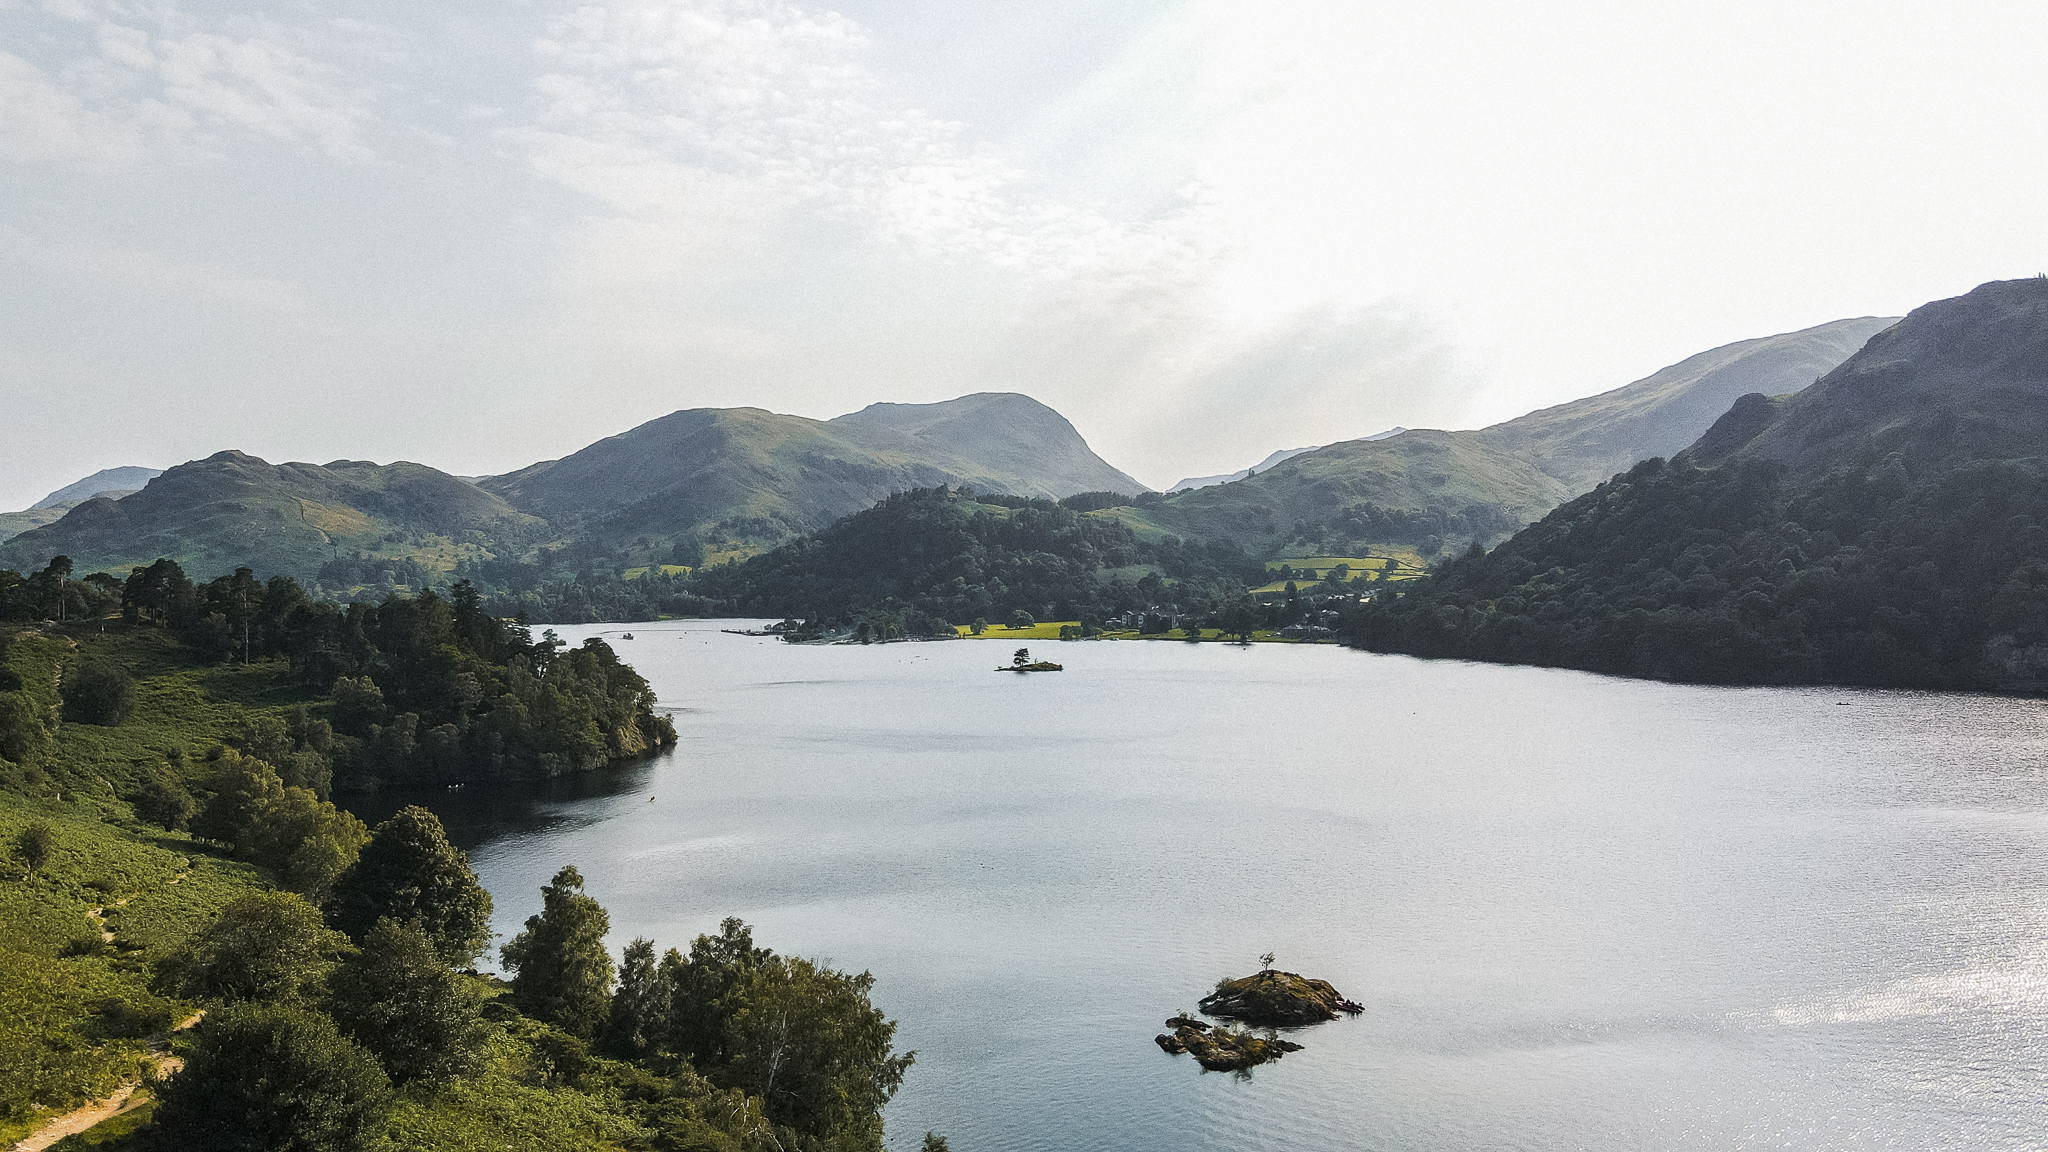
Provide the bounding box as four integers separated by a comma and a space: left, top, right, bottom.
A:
621, 633, 634, 640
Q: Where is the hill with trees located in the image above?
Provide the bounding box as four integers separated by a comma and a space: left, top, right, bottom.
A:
689, 486, 1263, 633
0, 571, 921, 1150
1111, 316, 1895, 559
1341, 279, 2048, 690
0, 452, 546, 590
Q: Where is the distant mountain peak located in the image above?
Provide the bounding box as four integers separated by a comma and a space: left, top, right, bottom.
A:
1167, 431, 1404, 492
31, 465, 162, 509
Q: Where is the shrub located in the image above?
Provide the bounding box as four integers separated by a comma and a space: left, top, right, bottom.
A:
61, 662, 134, 726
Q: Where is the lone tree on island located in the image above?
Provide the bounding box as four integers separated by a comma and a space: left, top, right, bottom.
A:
1260, 951, 1276, 971
1012, 648, 1032, 668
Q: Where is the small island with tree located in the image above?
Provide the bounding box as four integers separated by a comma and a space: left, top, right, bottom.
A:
1155, 953, 1363, 1072
998, 647, 1063, 673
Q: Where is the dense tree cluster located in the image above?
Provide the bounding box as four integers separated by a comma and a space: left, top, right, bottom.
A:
692, 486, 1264, 627
1343, 451, 2048, 688
502, 871, 912, 1150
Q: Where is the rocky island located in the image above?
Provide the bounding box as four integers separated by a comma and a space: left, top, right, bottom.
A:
1154, 1015, 1302, 1071
1199, 968, 1363, 1026
1154, 963, 1363, 1072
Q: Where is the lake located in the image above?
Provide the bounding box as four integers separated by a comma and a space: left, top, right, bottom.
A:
349, 619, 2048, 1151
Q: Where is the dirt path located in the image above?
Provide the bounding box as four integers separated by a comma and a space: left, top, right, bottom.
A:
10, 1011, 201, 1152
12, 873, 199, 1152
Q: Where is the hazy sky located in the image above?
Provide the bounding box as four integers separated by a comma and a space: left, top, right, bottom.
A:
4, 0, 2046, 509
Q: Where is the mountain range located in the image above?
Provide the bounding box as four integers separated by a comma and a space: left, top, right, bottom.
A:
1345, 278, 2048, 690
1115, 316, 1895, 556
1, 317, 1896, 588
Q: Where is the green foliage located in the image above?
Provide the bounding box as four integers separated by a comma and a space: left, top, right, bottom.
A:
604, 937, 668, 1060
155, 891, 349, 1005
62, 663, 134, 726
327, 919, 491, 1087
721, 955, 909, 1146
0, 950, 161, 1138
328, 806, 492, 966
500, 866, 614, 1038
104, 857, 268, 961
13, 820, 55, 879
193, 750, 368, 900
151, 1002, 393, 1152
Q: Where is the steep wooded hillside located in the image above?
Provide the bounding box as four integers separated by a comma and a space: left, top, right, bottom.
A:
1343, 279, 2048, 690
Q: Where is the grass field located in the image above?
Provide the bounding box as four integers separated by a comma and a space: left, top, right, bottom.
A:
621, 565, 693, 580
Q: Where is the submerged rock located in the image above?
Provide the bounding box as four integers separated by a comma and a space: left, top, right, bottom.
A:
1198, 969, 1357, 1026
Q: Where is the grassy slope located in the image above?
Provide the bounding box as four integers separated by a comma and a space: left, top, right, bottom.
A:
1107, 318, 1897, 560
0, 453, 545, 584
1108, 429, 1572, 554
0, 628, 280, 1143
0, 625, 716, 1151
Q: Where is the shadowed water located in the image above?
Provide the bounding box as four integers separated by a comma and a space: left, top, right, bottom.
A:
349, 619, 2048, 1151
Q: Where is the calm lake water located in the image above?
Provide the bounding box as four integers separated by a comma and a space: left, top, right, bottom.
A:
350, 619, 2048, 1151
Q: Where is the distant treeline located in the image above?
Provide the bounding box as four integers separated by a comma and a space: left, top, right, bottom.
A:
689, 487, 1267, 628
1, 555, 674, 791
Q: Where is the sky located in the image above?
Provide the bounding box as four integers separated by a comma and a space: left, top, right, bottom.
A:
3, 0, 2046, 509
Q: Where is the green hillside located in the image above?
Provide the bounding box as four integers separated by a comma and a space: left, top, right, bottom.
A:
0, 452, 546, 589
1343, 279, 2048, 690
1118, 316, 1894, 559
0, 599, 910, 1150
483, 393, 1149, 565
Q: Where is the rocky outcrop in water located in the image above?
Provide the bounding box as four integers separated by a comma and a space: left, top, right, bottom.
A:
1198, 969, 1361, 1026
1153, 1016, 1302, 1071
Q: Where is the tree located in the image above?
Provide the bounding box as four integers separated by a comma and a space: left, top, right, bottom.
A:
922, 1134, 951, 1151
500, 865, 615, 1037
723, 955, 913, 1145
1009, 609, 1034, 629
328, 805, 493, 966
668, 917, 770, 1067
159, 891, 349, 1004
969, 618, 987, 635
606, 936, 671, 1059
151, 1002, 393, 1152
327, 918, 491, 1086
12, 821, 54, 880
1011, 648, 1032, 668
61, 661, 134, 725
191, 750, 367, 900
1259, 951, 1276, 971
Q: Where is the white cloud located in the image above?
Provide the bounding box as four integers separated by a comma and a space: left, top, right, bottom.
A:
4, 0, 381, 164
